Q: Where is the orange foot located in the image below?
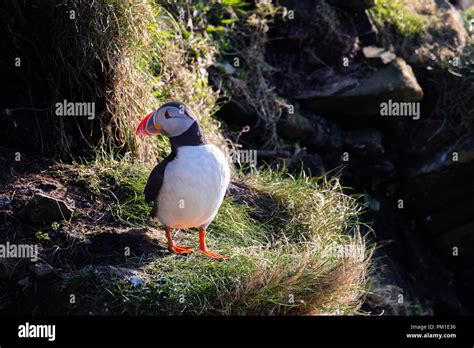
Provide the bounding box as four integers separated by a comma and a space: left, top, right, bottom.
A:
199, 249, 229, 260
169, 245, 194, 255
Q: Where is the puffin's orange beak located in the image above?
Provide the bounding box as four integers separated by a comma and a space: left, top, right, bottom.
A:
136, 112, 161, 136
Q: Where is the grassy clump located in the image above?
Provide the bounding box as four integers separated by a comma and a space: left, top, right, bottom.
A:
72, 159, 370, 315
370, 0, 469, 65
462, 7, 474, 26
370, 0, 428, 41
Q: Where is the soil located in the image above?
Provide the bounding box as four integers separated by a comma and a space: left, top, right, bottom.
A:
0, 148, 167, 314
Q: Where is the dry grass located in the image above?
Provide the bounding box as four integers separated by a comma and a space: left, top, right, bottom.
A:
101, 1, 227, 161
8, 0, 227, 161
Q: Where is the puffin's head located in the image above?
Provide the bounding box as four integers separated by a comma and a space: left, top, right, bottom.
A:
136, 102, 197, 138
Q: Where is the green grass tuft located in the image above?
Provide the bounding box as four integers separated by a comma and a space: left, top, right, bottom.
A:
370, 0, 428, 40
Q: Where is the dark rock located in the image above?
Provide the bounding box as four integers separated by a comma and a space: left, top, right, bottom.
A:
419, 197, 474, 236
30, 262, 54, 279
346, 157, 395, 179
17, 276, 30, 287
434, 221, 474, 250
322, 152, 344, 170
301, 153, 326, 177
0, 259, 10, 279
295, 74, 358, 98
289, 151, 326, 177
308, 121, 330, 149
277, 111, 314, 142
216, 98, 257, 127
365, 195, 469, 315
21, 193, 73, 226
456, 137, 474, 165
433, 293, 469, 315
402, 161, 474, 217
305, 114, 344, 150
345, 128, 384, 156
353, 10, 379, 46
327, 123, 344, 149
297, 58, 423, 115
402, 137, 474, 178
371, 158, 396, 173
346, 57, 422, 101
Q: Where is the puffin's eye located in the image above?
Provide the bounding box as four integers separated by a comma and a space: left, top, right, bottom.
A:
164, 110, 172, 119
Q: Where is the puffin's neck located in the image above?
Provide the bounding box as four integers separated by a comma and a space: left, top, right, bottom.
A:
169, 121, 207, 153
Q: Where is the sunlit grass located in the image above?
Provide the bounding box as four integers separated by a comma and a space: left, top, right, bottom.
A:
370, 0, 428, 40
73, 159, 371, 315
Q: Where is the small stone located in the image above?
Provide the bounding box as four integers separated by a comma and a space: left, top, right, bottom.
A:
363, 46, 396, 64
21, 193, 73, 226
130, 275, 145, 287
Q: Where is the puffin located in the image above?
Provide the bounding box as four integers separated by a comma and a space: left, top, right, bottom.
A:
136, 102, 231, 260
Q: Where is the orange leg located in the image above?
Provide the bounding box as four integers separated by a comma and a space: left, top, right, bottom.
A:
199, 228, 228, 260
165, 226, 194, 255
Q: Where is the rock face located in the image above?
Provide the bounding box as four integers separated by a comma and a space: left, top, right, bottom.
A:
345, 128, 384, 157
277, 111, 314, 142
305, 114, 344, 150
21, 193, 73, 226
218, 0, 473, 314
297, 58, 424, 115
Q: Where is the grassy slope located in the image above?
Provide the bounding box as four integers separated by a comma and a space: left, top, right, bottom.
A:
63, 159, 370, 315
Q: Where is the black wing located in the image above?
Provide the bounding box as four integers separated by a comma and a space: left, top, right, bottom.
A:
144, 154, 175, 205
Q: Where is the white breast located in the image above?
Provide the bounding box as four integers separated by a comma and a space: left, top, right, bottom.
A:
157, 145, 230, 229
